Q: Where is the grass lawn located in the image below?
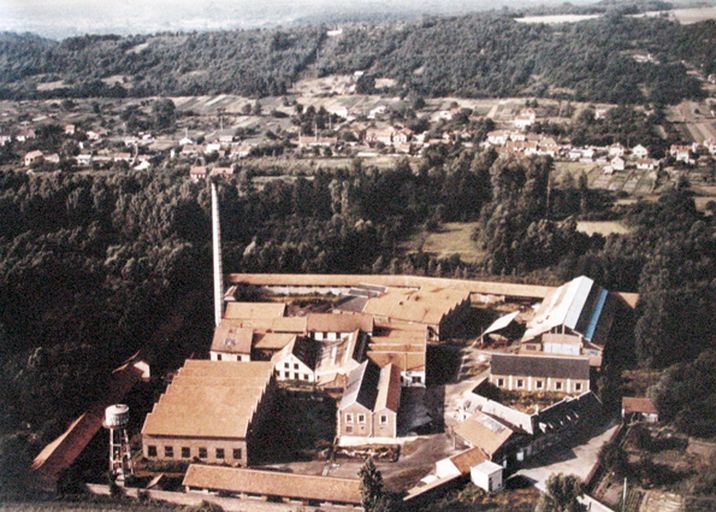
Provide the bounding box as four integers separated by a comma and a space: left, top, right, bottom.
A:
403, 222, 484, 264
576, 220, 630, 236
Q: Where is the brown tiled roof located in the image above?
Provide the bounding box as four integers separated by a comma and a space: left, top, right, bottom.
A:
142, 360, 273, 439
183, 465, 361, 504
375, 363, 401, 412
622, 397, 657, 415
252, 332, 296, 351
367, 350, 426, 372
491, 353, 590, 381
223, 302, 286, 320
449, 447, 488, 475
306, 312, 374, 333
363, 286, 470, 325
453, 411, 515, 456
210, 321, 253, 354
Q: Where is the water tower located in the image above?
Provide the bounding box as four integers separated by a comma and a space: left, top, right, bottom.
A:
104, 404, 133, 484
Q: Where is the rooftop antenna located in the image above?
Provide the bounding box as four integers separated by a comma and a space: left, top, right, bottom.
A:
211, 182, 224, 327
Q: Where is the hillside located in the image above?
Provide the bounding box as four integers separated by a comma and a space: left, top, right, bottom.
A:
0, 14, 714, 104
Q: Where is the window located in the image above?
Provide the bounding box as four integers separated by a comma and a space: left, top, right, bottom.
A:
284, 362, 289, 369
164, 446, 174, 458
216, 353, 222, 361
303, 374, 309, 380
345, 413, 353, 424
181, 447, 190, 458
346, 425, 353, 433
536, 380, 543, 389
575, 383, 582, 391
294, 363, 299, 370
233, 448, 242, 460
380, 415, 388, 424
216, 448, 225, 459
517, 379, 524, 388
358, 414, 366, 424
412, 375, 422, 384
147, 445, 157, 457
497, 378, 504, 387
198, 447, 207, 459
555, 381, 562, 390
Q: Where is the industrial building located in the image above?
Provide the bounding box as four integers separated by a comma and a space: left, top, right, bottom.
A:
489, 353, 591, 394
141, 360, 276, 466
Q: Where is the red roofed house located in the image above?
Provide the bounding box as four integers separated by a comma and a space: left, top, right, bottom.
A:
622, 397, 659, 423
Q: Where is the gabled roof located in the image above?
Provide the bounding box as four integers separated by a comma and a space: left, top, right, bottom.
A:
491, 353, 590, 381
340, 360, 381, 411
275, 336, 319, 370
374, 363, 401, 413
453, 411, 515, 456
622, 396, 657, 415
449, 447, 488, 475
142, 360, 274, 439
523, 276, 611, 342
183, 465, 361, 504
210, 321, 253, 354
252, 332, 296, 351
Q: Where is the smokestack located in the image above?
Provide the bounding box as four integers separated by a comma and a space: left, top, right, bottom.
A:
211, 182, 224, 327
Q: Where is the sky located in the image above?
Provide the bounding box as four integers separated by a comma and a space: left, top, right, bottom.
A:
0, 0, 592, 38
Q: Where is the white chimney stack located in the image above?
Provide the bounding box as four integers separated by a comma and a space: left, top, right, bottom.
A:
211, 182, 224, 327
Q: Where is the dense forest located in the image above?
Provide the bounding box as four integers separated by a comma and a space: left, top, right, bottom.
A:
1, 144, 715, 496
0, 13, 714, 104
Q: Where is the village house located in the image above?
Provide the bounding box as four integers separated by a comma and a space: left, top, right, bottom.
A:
669, 144, 695, 165
210, 166, 235, 178
513, 109, 536, 130
75, 153, 92, 166
705, 139, 716, 155
631, 144, 649, 159
183, 465, 362, 509
486, 131, 511, 146
636, 158, 660, 171
622, 397, 659, 423
489, 353, 590, 394
141, 360, 276, 466
337, 360, 401, 440
608, 143, 625, 157
44, 153, 60, 164
16, 128, 36, 142
204, 142, 222, 154
189, 166, 207, 182
24, 150, 44, 167
365, 127, 395, 146
610, 156, 626, 172
64, 124, 76, 136
453, 410, 524, 466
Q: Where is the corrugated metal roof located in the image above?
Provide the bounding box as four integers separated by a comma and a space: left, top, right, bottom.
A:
483, 311, 520, 336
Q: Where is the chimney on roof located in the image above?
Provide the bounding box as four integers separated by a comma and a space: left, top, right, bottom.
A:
211, 182, 224, 327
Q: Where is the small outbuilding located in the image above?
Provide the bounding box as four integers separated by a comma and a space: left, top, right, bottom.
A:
622, 397, 659, 423
470, 460, 503, 493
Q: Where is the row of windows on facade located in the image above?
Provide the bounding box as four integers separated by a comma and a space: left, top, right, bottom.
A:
147, 446, 241, 460
344, 413, 389, 424
495, 378, 582, 391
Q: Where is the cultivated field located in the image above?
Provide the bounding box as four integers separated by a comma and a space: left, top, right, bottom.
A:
515, 14, 602, 24
631, 6, 716, 24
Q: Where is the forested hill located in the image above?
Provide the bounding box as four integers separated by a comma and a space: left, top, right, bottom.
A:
0, 14, 714, 104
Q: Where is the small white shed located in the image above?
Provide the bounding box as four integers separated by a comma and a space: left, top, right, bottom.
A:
470, 460, 503, 493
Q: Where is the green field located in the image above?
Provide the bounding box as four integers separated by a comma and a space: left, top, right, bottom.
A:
403, 222, 484, 264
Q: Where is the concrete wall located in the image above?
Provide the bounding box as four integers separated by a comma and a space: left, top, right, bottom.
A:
274, 354, 316, 383
372, 408, 397, 438
210, 351, 250, 362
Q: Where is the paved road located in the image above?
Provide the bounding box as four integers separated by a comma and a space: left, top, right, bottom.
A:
517, 422, 619, 512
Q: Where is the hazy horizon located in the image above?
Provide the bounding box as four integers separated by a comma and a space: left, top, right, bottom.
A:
0, 0, 597, 39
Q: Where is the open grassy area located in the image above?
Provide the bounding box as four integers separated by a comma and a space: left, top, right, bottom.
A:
576, 221, 630, 236
403, 222, 484, 264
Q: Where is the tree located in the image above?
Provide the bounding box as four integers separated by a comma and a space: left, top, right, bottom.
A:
537, 473, 587, 512
598, 441, 629, 478
152, 98, 176, 131
0, 434, 32, 498
359, 457, 385, 511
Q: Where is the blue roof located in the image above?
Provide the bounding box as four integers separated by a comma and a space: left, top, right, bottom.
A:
584, 288, 608, 342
